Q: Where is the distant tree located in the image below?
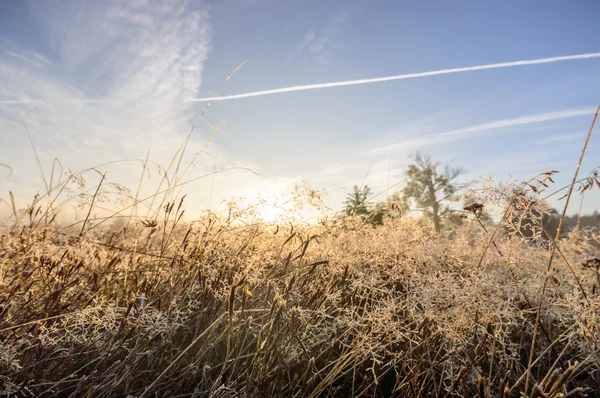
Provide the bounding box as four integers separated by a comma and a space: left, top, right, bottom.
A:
344, 185, 372, 217
402, 151, 465, 232
343, 185, 392, 226
571, 210, 600, 231
534, 209, 598, 239
367, 191, 406, 226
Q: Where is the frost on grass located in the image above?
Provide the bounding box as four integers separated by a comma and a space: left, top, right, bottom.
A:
0, 176, 599, 397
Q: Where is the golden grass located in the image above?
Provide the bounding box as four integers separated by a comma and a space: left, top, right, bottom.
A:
0, 107, 598, 397
1, 184, 599, 397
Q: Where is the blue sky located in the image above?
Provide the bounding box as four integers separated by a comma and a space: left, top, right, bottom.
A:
1, 0, 599, 220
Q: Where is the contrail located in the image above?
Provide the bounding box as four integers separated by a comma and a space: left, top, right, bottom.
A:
368, 106, 597, 154
188, 52, 600, 102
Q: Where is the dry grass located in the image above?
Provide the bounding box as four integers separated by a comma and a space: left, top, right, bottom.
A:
0, 175, 599, 397
1, 107, 599, 397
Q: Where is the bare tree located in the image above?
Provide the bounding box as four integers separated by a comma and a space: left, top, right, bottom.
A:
402, 151, 465, 232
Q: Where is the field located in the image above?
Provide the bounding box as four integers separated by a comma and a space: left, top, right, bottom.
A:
1, 111, 599, 398
1, 169, 600, 398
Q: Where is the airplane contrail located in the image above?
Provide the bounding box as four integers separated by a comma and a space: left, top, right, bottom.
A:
188, 52, 600, 102
368, 106, 597, 153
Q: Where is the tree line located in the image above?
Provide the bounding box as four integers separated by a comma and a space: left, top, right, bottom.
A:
343, 151, 600, 237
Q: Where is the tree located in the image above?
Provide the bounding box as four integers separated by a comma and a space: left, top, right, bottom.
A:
366, 201, 387, 226
402, 151, 465, 232
343, 185, 389, 226
509, 196, 597, 243
344, 185, 372, 217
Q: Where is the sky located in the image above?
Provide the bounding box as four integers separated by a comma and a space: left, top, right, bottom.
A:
1, 0, 599, 222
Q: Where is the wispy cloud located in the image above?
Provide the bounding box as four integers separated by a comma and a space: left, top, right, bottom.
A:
5, 49, 50, 69
190, 52, 600, 102
368, 107, 598, 153
295, 10, 350, 65
289, 8, 351, 66
536, 131, 587, 144
0, 0, 221, 213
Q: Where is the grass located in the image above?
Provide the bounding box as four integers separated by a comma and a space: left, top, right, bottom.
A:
1, 188, 599, 397
0, 110, 599, 397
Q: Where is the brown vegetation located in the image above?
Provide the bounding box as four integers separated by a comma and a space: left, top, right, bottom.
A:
1, 175, 599, 397
0, 108, 598, 397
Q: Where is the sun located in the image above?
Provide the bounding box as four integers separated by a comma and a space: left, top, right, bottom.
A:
255, 202, 288, 223
239, 180, 297, 223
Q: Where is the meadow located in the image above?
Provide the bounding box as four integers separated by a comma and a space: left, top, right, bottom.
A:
1, 113, 599, 397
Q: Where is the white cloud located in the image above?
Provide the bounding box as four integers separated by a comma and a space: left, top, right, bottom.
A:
537, 131, 587, 144
436, 108, 596, 139
369, 107, 598, 153
0, 0, 235, 218
5, 49, 50, 69
290, 8, 352, 65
